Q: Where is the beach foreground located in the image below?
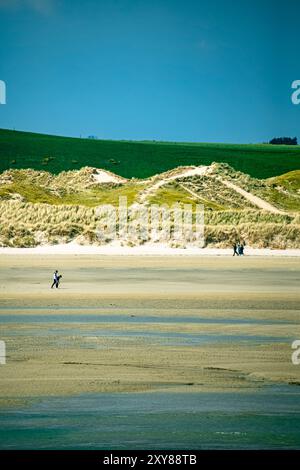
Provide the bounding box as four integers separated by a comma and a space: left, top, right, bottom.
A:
0, 254, 299, 410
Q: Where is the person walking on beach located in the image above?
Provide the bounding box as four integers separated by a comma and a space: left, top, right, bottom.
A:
51, 270, 60, 289
233, 242, 239, 256
238, 243, 244, 256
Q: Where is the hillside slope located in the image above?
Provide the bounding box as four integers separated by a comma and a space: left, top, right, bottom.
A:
1, 163, 299, 212
1, 128, 300, 178
0, 164, 299, 249
0, 163, 300, 214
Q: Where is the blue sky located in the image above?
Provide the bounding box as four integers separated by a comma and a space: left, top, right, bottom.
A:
0, 0, 299, 142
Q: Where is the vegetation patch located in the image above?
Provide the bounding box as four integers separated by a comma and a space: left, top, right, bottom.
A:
1, 128, 300, 178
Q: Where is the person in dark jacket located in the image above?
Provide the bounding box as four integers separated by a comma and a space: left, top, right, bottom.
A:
233, 243, 239, 256
51, 270, 62, 288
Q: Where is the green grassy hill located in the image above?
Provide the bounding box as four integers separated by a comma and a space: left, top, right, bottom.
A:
1, 128, 300, 179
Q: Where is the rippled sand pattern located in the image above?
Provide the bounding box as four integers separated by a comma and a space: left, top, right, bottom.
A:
0, 255, 299, 408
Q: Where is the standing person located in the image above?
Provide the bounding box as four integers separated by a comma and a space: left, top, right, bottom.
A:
51, 270, 59, 289
239, 243, 245, 256
233, 242, 239, 256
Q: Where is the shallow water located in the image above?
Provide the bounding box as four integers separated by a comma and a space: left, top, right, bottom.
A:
1, 255, 300, 450
1, 386, 300, 449
1, 320, 290, 346
0, 313, 293, 325
0, 314, 297, 448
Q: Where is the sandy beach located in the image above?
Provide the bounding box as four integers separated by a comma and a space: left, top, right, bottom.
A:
0, 254, 299, 410
0, 242, 300, 256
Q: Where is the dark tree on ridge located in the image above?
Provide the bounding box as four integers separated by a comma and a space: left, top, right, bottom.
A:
269, 137, 298, 145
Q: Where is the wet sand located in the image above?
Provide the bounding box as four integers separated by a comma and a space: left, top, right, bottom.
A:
0, 255, 299, 408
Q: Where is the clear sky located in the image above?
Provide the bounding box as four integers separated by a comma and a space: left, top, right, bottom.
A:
0, 0, 299, 142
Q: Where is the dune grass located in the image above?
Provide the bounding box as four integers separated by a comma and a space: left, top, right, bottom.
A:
147, 183, 226, 210
268, 170, 300, 191
0, 176, 143, 207
0, 200, 299, 248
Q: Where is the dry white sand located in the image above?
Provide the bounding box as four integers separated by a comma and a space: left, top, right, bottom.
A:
0, 242, 299, 256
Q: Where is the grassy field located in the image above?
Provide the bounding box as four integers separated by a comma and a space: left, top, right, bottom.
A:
1, 128, 300, 178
